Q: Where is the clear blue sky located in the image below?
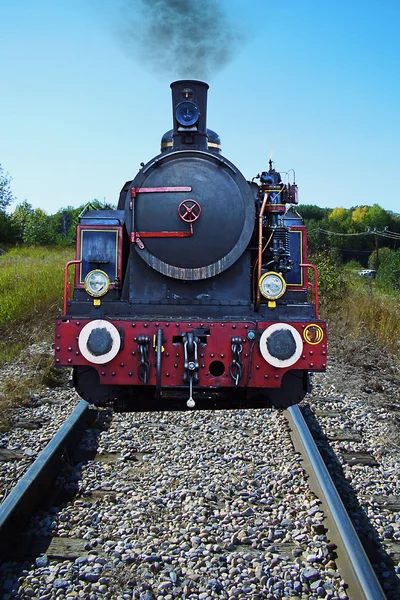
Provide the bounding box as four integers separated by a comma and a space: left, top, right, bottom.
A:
1, 0, 399, 215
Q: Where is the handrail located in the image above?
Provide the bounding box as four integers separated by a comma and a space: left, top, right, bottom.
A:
63, 260, 81, 315
300, 263, 319, 318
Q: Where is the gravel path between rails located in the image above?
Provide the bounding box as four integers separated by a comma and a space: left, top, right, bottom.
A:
2, 408, 349, 599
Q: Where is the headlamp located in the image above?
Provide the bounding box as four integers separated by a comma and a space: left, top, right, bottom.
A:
84, 270, 110, 297
259, 272, 286, 300
175, 101, 200, 127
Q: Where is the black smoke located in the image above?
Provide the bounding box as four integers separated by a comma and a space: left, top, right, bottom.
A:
121, 0, 244, 79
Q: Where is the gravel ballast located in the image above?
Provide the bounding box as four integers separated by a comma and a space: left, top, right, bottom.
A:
0, 341, 399, 599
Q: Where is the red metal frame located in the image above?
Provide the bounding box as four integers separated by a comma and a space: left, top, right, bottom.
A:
75, 225, 123, 287
130, 187, 201, 246
130, 186, 192, 209
55, 318, 327, 388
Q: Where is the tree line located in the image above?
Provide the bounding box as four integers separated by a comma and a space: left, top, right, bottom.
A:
1, 163, 400, 259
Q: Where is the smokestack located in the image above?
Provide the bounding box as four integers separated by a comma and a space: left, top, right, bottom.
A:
170, 80, 209, 151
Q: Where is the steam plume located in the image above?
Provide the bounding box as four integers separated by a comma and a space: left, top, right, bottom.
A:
122, 0, 244, 79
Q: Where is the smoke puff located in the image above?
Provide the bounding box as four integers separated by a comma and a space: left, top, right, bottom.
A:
122, 0, 244, 79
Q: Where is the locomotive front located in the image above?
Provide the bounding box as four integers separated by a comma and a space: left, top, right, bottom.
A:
55, 80, 327, 410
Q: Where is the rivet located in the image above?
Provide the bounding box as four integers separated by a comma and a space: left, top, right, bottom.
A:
244, 353, 249, 358
56, 358, 60, 363
221, 324, 224, 327
256, 365, 260, 370
264, 374, 268, 379
165, 323, 169, 327
302, 355, 306, 359
134, 337, 137, 342
166, 373, 170, 377
144, 323, 148, 328
210, 353, 214, 358
322, 351, 326, 356
131, 351, 136, 356
275, 374, 279, 379
155, 322, 159, 326
57, 334, 61, 339
322, 363, 326, 368
56, 346, 60, 351
310, 363, 314, 368
75, 351, 79, 356
132, 323, 136, 327
201, 364, 205, 368
220, 353, 224, 358
244, 325, 248, 329
76, 321, 80, 326
200, 353, 204, 358
128, 372, 133, 377
174, 364, 178, 368
68, 359, 72, 363
232, 324, 236, 329
176, 353, 180, 357
165, 352, 169, 357
309, 350, 314, 355
112, 371, 116, 376
120, 362, 124, 367
68, 347, 72, 352
101, 371, 106, 376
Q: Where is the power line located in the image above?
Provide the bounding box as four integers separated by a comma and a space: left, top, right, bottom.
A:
308, 228, 374, 237
308, 227, 400, 240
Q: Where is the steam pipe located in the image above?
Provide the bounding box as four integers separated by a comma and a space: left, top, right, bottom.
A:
255, 192, 269, 311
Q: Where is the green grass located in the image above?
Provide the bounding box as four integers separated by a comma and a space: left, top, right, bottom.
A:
0, 246, 73, 360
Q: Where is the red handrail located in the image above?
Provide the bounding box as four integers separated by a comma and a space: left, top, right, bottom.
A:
63, 260, 81, 315
300, 263, 319, 319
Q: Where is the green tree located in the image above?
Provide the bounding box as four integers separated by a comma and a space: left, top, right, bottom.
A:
0, 165, 17, 245
0, 164, 14, 211
53, 205, 82, 246
369, 248, 400, 293
10, 200, 34, 242
23, 209, 55, 245
328, 207, 351, 233
11, 202, 55, 245
364, 204, 391, 231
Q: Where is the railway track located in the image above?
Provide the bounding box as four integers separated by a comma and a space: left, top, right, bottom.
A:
0, 400, 396, 599
285, 405, 386, 600
0, 400, 96, 560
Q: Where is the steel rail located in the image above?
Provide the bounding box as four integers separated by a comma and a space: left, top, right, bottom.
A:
285, 404, 386, 600
0, 400, 92, 560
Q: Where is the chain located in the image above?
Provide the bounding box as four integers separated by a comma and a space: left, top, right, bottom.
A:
137, 335, 151, 383
230, 336, 244, 386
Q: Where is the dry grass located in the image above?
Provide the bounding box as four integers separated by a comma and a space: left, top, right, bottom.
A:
323, 278, 400, 361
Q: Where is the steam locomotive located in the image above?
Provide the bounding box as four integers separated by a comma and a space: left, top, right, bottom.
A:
55, 80, 326, 410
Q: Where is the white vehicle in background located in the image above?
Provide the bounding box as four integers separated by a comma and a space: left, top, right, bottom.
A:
358, 269, 376, 278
